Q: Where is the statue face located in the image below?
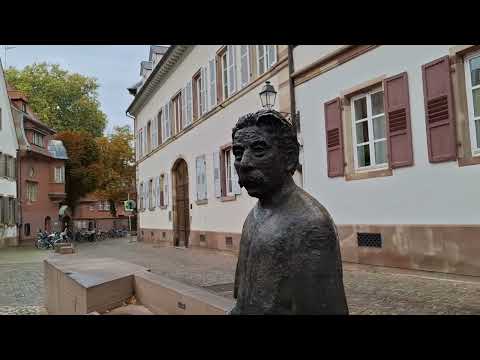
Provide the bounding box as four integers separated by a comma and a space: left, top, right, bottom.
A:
233, 126, 289, 199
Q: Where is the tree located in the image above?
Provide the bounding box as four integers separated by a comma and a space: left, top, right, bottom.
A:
55, 131, 101, 209
5, 63, 107, 137
94, 125, 136, 216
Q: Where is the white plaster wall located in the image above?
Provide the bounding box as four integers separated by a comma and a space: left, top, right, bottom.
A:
136, 45, 286, 233
295, 45, 480, 225
0, 60, 19, 239
293, 45, 344, 72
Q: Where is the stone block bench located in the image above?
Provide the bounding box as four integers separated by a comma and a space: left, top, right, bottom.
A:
44, 257, 234, 315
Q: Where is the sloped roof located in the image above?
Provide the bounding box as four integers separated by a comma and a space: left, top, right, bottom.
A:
48, 140, 68, 159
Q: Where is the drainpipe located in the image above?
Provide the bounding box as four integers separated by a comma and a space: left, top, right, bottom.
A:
16, 148, 22, 244
287, 45, 297, 131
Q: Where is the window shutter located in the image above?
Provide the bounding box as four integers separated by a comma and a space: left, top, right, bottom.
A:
240, 45, 250, 88
161, 105, 167, 141
195, 156, 201, 201
181, 88, 186, 130
383, 72, 414, 168
168, 101, 173, 136
324, 98, 344, 177
153, 117, 158, 149
164, 173, 169, 206
186, 81, 193, 126
157, 112, 163, 145
208, 58, 217, 109
202, 66, 208, 115
213, 151, 221, 198
227, 45, 237, 95
143, 126, 147, 156
156, 176, 160, 207
422, 56, 456, 163
231, 151, 241, 195
202, 156, 207, 200
0, 154, 4, 177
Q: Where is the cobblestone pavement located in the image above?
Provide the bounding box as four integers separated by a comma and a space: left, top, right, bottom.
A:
1, 237, 480, 315
0, 247, 48, 315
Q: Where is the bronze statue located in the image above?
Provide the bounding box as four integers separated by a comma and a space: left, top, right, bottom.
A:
230, 110, 348, 315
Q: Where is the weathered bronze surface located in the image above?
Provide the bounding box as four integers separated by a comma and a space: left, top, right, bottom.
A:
230, 110, 348, 315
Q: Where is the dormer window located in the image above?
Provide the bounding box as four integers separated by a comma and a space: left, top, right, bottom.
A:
22, 102, 27, 113
32, 131, 44, 148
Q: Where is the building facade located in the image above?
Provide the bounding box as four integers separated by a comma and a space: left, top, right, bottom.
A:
72, 194, 131, 232
8, 86, 68, 244
0, 62, 19, 248
127, 45, 293, 252
291, 45, 480, 276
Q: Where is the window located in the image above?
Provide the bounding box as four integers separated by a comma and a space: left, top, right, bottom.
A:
192, 70, 205, 120
0, 107, 2, 130
172, 92, 183, 134
97, 200, 110, 211
159, 174, 165, 207
27, 182, 38, 202
138, 129, 143, 158
146, 121, 152, 153
221, 52, 228, 99
351, 90, 387, 170
465, 51, 480, 156
32, 131, 44, 147
224, 148, 234, 196
24, 223, 31, 237
22, 103, 27, 113
148, 179, 154, 209
240, 45, 250, 88
257, 45, 277, 75
54, 166, 65, 183
89, 204, 95, 212
29, 167, 35, 178
139, 182, 144, 211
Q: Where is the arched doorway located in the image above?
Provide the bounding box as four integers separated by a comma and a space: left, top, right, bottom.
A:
172, 158, 190, 247
44, 217, 52, 233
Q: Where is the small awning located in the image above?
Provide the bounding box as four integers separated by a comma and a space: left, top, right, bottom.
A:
59, 205, 71, 217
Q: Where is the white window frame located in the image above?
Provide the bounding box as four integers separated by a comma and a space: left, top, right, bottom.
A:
195, 75, 203, 117
224, 148, 234, 196
54, 166, 65, 183
32, 131, 44, 147
159, 174, 165, 207
351, 90, 388, 172
27, 182, 38, 202
148, 179, 154, 209
221, 51, 229, 99
240, 45, 250, 88
465, 50, 480, 157
256, 45, 277, 76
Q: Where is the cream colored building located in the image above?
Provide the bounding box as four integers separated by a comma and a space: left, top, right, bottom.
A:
292, 45, 480, 276
0, 59, 19, 247
127, 45, 292, 251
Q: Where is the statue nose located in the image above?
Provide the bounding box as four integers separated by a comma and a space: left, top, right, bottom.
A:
238, 152, 254, 171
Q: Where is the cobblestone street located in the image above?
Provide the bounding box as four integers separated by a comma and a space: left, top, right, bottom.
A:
1, 237, 480, 315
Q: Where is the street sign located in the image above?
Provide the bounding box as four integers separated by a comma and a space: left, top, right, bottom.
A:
124, 200, 136, 212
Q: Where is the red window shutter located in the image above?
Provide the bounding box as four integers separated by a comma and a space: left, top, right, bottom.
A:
324, 98, 344, 177
383, 72, 414, 168
422, 56, 456, 163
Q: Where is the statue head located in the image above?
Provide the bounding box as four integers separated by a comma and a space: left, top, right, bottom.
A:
232, 109, 299, 199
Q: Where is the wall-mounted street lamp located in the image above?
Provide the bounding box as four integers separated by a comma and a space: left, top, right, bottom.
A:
259, 81, 277, 110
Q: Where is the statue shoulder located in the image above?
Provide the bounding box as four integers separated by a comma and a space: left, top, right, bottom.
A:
291, 188, 339, 247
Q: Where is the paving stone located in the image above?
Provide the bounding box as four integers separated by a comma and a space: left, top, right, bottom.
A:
1, 237, 480, 315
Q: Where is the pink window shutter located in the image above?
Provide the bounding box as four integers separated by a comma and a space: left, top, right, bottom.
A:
383, 72, 414, 168
422, 55, 457, 163
324, 98, 344, 177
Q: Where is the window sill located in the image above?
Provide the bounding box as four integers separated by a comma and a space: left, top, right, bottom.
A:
220, 195, 236, 202
346, 168, 393, 181
195, 199, 208, 206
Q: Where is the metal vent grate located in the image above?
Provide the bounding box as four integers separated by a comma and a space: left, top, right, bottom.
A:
162, 232, 166, 239
225, 236, 233, 248
357, 233, 382, 248
200, 234, 206, 243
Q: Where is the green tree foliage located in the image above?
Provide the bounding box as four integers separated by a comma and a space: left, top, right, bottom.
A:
94, 125, 136, 215
55, 131, 101, 209
5, 63, 107, 136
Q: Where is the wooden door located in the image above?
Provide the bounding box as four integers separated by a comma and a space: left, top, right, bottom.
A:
174, 159, 190, 247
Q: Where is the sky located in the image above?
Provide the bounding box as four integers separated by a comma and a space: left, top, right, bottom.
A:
0, 45, 150, 135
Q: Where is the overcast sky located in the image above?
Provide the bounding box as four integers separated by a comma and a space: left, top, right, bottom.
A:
1, 45, 150, 135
